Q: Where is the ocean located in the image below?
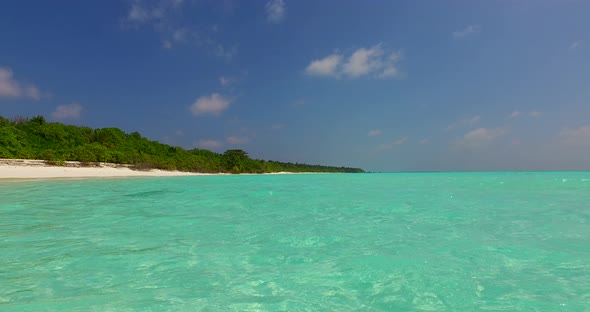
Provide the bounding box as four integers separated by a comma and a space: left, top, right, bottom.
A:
1, 173, 589, 311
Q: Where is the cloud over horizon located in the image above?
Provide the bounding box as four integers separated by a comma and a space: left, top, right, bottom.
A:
0, 68, 41, 100
226, 136, 250, 145
529, 111, 542, 118
378, 137, 408, 150
219, 76, 233, 86
51, 103, 82, 120
508, 111, 520, 119
305, 54, 342, 77
368, 129, 383, 136
560, 125, 590, 146
190, 93, 233, 116
446, 115, 481, 131
305, 45, 402, 79
452, 25, 480, 38
457, 127, 509, 147
123, 0, 235, 59
266, 0, 286, 23
506, 110, 542, 120
196, 139, 222, 150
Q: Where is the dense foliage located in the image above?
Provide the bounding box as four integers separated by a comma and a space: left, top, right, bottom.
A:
0, 115, 364, 173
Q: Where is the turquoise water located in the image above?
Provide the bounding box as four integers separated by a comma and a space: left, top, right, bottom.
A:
1, 173, 589, 311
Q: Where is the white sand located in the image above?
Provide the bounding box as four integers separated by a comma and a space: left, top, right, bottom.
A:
0, 159, 211, 180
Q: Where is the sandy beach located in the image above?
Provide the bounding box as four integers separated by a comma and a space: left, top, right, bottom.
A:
0, 159, 211, 180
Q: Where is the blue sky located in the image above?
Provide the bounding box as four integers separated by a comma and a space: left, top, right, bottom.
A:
1, 0, 589, 171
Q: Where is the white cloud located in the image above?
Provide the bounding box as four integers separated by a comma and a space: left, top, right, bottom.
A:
175, 130, 184, 136
219, 77, 230, 86
290, 99, 306, 108
128, 2, 150, 22
508, 110, 541, 119
51, 103, 82, 120
394, 137, 407, 145
196, 139, 222, 149
272, 123, 286, 129
125, 1, 185, 46
559, 125, 590, 146
446, 115, 481, 131
214, 44, 237, 60
0, 68, 41, 100
162, 40, 173, 49
465, 128, 505, 141
226, 136, 250, 145
464, 115, 481, 125
156, 28, 188, 49
266, 0, 286, 23
368, 129, 382, 136
453, 25, 480, 38
190, 93, 233, 116
529, 111, 542, 118
305, 54, 342, 77
219, 76, 234, 87
226, 128, 256, 145
570, 40, 581, 50
343, 47, 384, 77
343, 45, 400, 78
219, 72, 247, 87
126, 0, 183, 25
508, 110, 520, 119
459, 127, 509, 147
419, 138, 430, 144
26, 86, 41, 100
379, 53, 401, 78
172, 28, 187, 42
0, 68, 21, 97
378, 137, 407, 150
124, 0, 233, 59
305, 45, 402, 79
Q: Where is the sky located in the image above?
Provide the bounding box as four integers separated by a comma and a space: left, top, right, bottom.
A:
1, 0, 589, 172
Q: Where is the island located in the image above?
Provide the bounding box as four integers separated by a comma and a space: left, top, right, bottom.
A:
0, 115, 364, 175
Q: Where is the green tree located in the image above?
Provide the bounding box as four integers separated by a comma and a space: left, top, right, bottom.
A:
0, 126, 19, 158
0, 116, 11, 127
0, 114, 364, 173
29, 115, 46, 125
93, 128, 126, 148
222, 149, 249, 172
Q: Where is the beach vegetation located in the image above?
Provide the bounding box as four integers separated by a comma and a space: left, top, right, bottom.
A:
0, 115, 364, 173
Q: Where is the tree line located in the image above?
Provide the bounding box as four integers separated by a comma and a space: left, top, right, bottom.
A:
0, 115, 364, 173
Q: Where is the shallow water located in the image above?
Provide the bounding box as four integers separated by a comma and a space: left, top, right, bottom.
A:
1, 173, 589, 311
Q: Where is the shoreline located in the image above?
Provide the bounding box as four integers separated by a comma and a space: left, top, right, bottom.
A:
0, 159, 304, 180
